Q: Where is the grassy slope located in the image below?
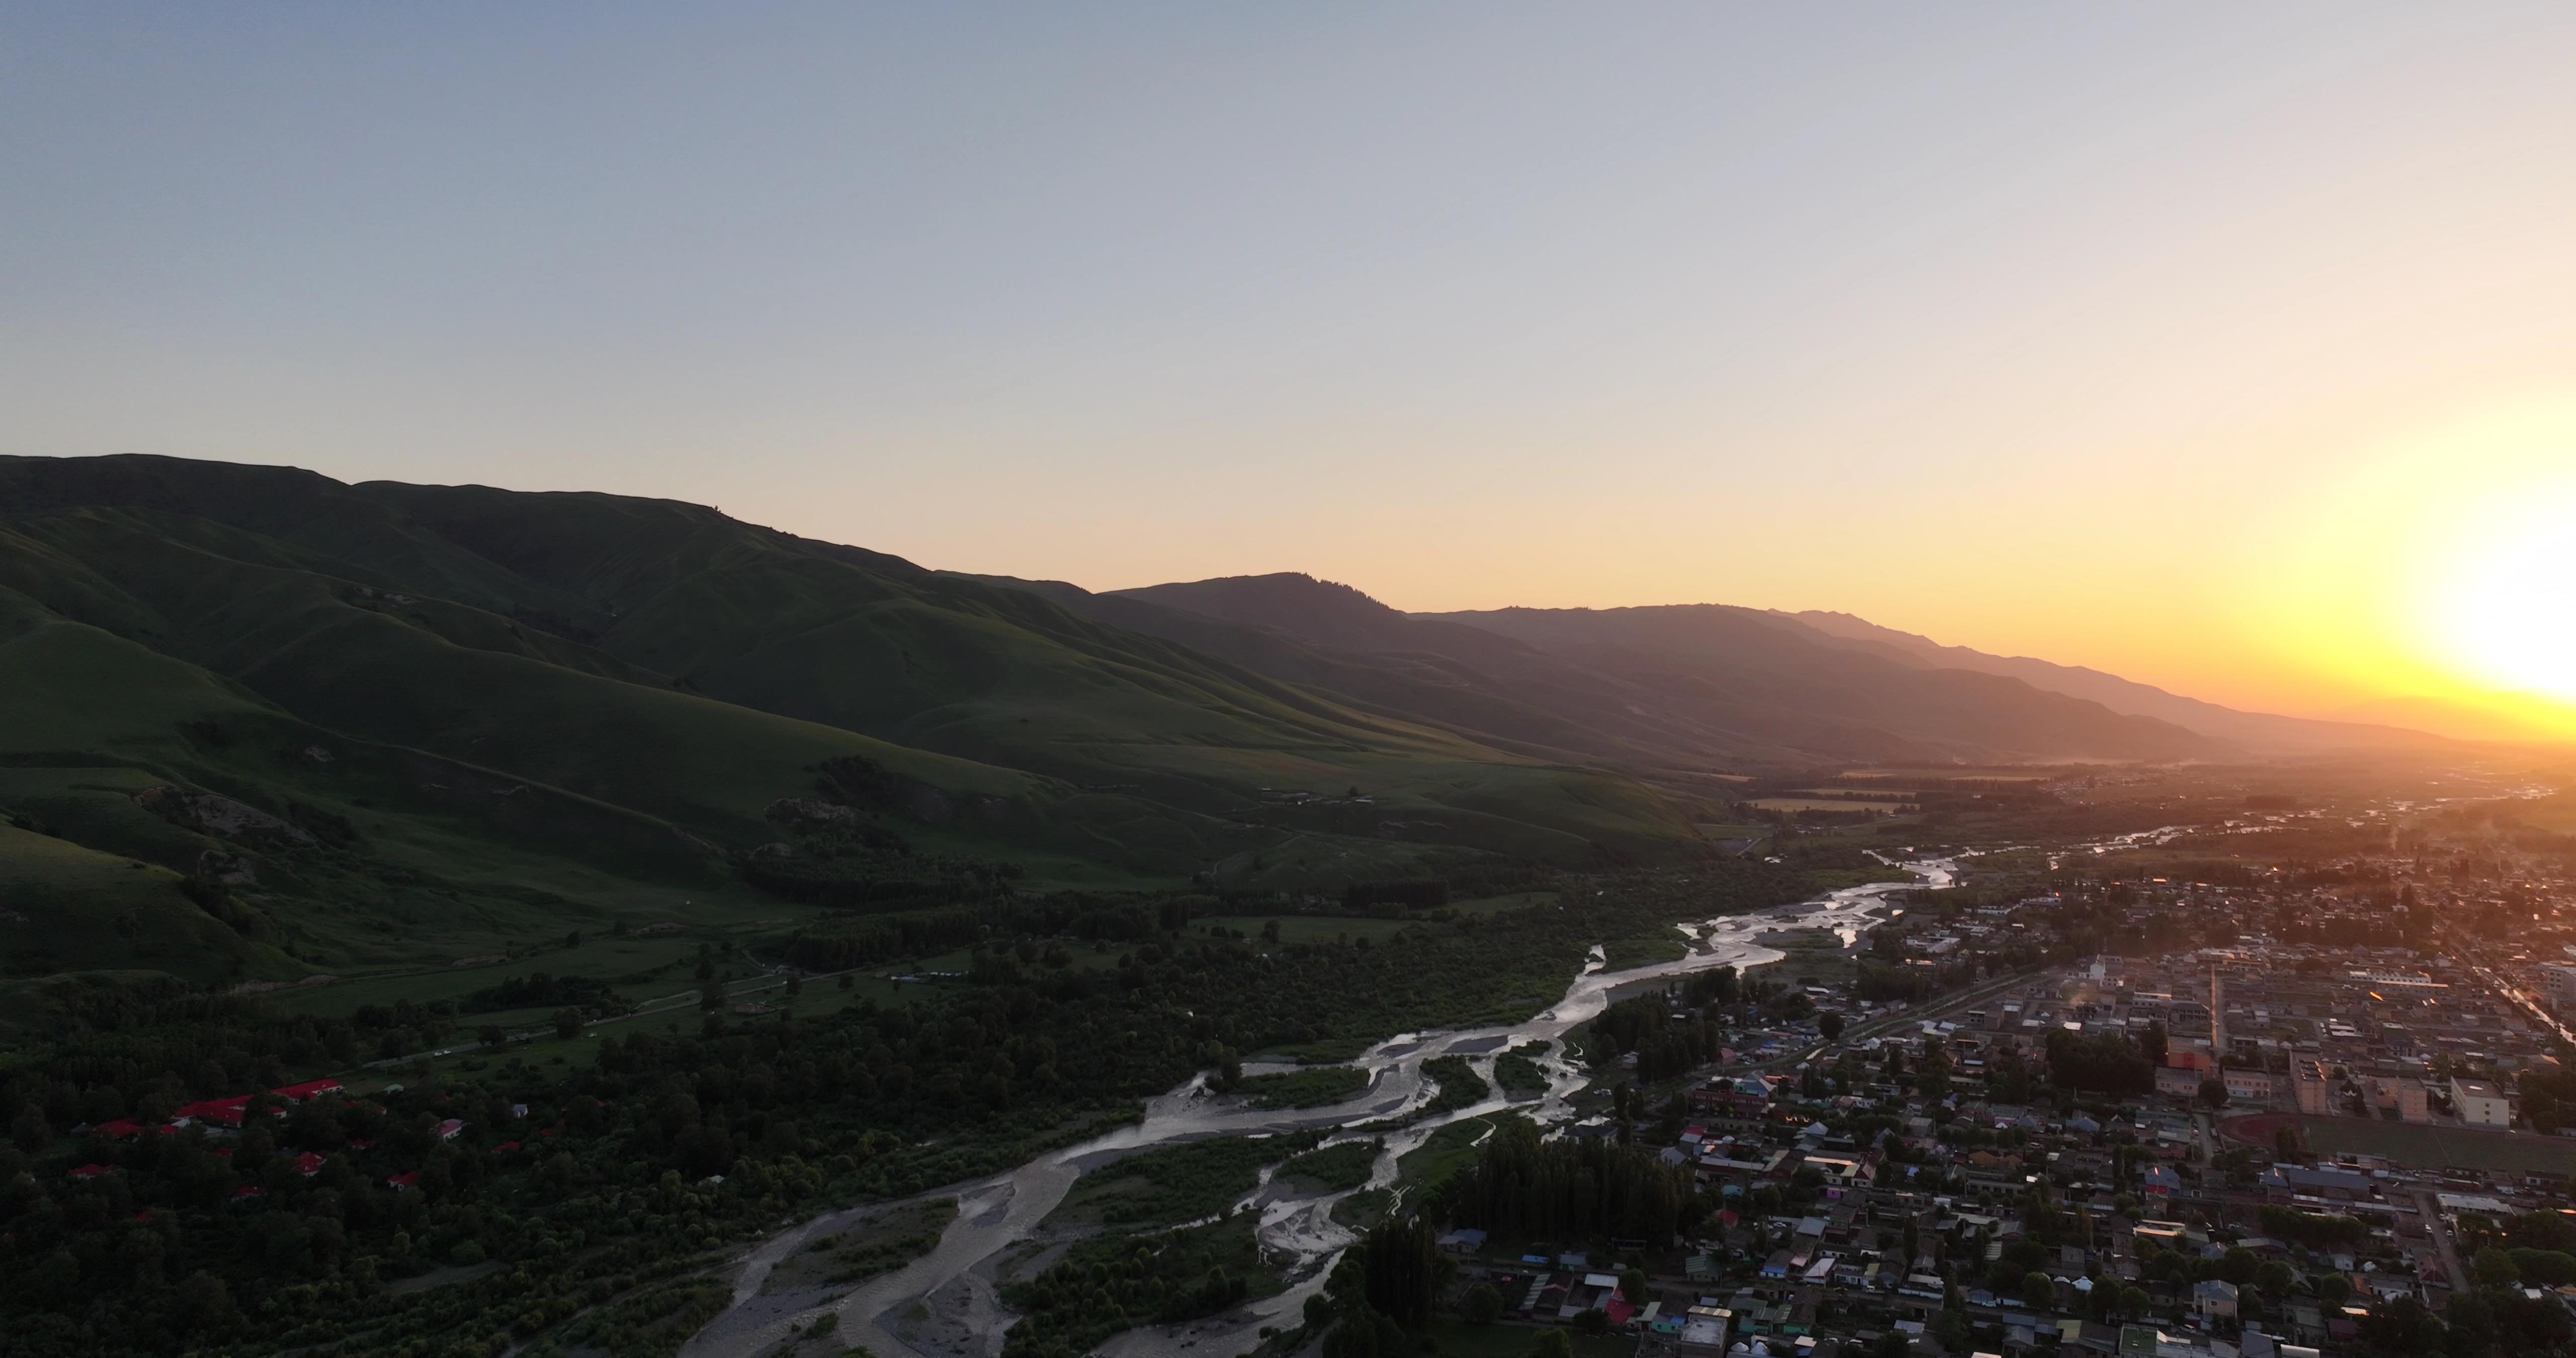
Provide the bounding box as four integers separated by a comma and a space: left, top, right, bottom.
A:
0, 454, 1723, 983
0, 821, 271, 982
10, 458, 1713, 864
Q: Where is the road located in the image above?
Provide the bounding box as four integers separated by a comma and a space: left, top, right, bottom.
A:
2413, 1186, 2470, 1291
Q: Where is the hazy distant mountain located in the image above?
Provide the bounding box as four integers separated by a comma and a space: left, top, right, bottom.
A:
1776, 609, 2456, 753
1105, 574, 2225, 765
2310, 692, 2568, 745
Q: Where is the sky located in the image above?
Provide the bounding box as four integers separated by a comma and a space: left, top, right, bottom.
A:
7, 4, 2576, 735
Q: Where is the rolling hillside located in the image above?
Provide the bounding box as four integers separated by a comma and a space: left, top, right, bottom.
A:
1098, 573, 2226, 765
0, 456, 1723, 982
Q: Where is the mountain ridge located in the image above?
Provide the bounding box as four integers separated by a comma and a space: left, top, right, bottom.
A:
1773, 608, 2457, 753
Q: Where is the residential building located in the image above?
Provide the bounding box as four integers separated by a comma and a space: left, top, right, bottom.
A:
2368, 1077, 2430, 1123
2223, 1068, 2280, 1104
2539, 963, 2576, 1012
2451, 1077, 2511, 1128
2292, 1059, 2336, 1115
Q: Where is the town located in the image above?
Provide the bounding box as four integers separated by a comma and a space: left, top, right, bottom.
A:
1431, 828, 2576, 1358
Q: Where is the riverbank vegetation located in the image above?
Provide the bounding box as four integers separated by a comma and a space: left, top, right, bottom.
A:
1417, 1056, 1492, 1118
1055, 1136, 1309, 1229
761, 1197, 957, 1294
1001, 1213, 1273, 1358
1279, 1140, 1380, 1194
0, 855, 1830, 1355
1233, 1066, 1371, 1109
1493, 1043, 1550, 1095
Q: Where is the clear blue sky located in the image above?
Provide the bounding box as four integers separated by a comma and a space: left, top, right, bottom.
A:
8, 4, 2576, 718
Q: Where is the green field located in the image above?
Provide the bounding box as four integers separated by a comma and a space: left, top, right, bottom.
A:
2287, 1117, 2576, 1175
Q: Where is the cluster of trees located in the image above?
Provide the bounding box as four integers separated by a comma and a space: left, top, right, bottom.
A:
1311, 1216, 1452, 1358
462, 972, 625, 1016
1589, 968, 1814, 1084
2043, 1029, 2157, 1095
780, 907, 986, 971
2519, 1066, 2576, 1136
2345, 1280, 2576, 1357
1000, 1218, 1261, 1358
1854, 960, 1932, 1003
1430, 1118, 1701, 1244
2257, 1204, 2373, 1249
1, 981, 445, 1149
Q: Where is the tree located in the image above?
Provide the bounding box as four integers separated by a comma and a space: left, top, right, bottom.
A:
1621, 1266, 1650, 1307
478, 1024, 508, 1051
178, 1270, 239, 1333
1819, 1012, 1846, 1042
2474, 1245, 2521, 1291
2197, 1078, 2227, 1110
2317, 1272, 2352, 1305
1528, 1332, 1574, 1358
2022, 1271, 2056, 1309
1917, 1040, 1953, 1102
1355, 1215, 1444, 1329
2274, 1123, 2303, 1162
1459, 1283, 1501, 1325
2355, 1296, 2441, 1354
553, 1008, 584, 1040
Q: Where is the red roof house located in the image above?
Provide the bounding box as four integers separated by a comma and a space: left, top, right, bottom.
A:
230, 1185, 264, 1201
93, 1119, 145, 1140
386, 1170, 421, 1190
294, 1152, 328, 1176
68, 1164, 111, 1181
270, 1078, 345, 1103
171, 1095, 253, 1128
434, 1118, 466, 1141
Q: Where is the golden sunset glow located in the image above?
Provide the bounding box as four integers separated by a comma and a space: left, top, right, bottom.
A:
2432, 485, 2576, 703
9, 8, 2576, 745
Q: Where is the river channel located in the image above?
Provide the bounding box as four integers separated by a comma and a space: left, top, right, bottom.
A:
682, 859, 1956, 1358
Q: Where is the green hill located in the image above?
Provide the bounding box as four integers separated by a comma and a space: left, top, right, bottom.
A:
0, 455, 1719, 983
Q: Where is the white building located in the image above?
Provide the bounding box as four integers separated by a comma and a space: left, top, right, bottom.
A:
2541, 964, 2576, 1012
2451, 1077, 2512, 1128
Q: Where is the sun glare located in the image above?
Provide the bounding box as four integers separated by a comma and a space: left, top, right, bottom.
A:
2432, 483, 2576, 701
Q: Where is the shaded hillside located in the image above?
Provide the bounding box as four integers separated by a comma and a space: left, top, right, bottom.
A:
1777, 610, 2454, 754
1429, 605, 2223, 762
0, 456, 1723, 979
968, 573, 1808, 768
1101, 573, 2221, 765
